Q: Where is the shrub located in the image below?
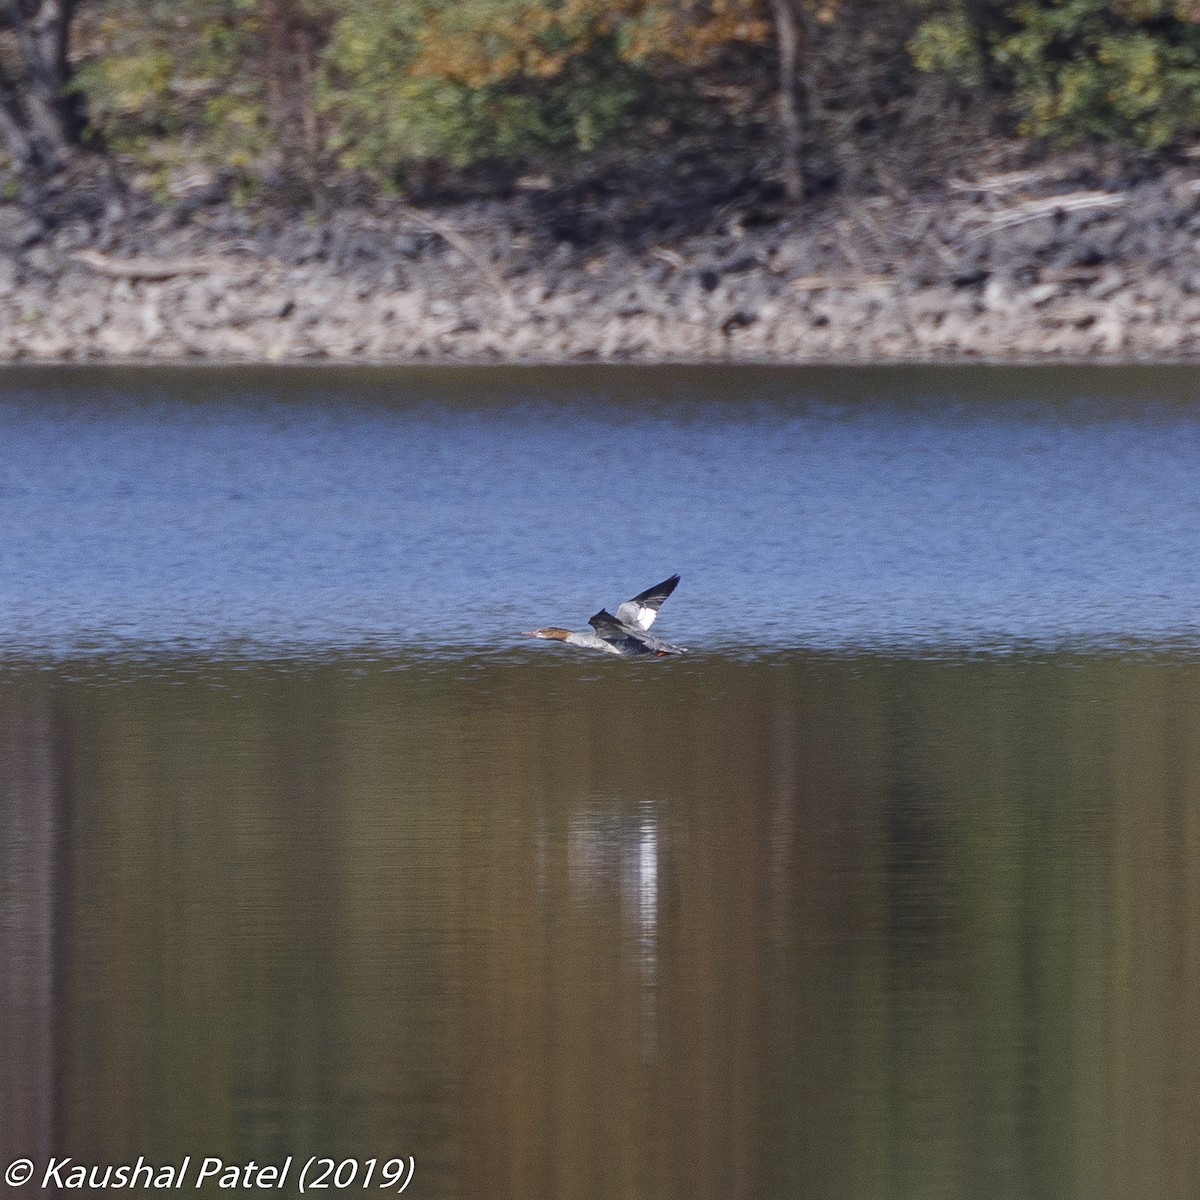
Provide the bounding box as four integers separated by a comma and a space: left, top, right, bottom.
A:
911, 0, 1200, 147
318, 0, 771, 179
74, 1, 271, 167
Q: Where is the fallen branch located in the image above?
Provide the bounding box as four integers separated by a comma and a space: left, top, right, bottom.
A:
790, 273, 892, 291
71, 249, 259, 281
961, 191, 1126, 239
949, 170, 1047, 194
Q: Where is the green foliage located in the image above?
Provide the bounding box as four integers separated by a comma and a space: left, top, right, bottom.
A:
65, 0, 1200, 194
71, 0, 769, 188
908, 8, 985, 87
318, 0, 677, 178
911, 0, 1200, 147
74, 0, 272, 169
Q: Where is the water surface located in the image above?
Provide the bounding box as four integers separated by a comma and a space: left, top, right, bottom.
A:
2, 366, 1199, 1200
2, 364, 1200, 658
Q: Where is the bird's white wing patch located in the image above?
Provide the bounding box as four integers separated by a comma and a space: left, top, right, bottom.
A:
616, 600, 656, 630
615, 576, 680, 630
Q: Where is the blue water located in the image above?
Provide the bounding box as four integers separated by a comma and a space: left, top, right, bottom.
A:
2, 366, 1199, 658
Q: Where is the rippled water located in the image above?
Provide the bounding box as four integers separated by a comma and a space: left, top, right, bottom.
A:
2, 366, 1200, 1200
2, 364, 1200, 658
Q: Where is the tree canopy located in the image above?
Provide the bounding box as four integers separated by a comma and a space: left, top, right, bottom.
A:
3, 0, 1200, 202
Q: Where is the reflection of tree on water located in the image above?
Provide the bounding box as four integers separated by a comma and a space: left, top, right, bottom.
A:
563, 798, 661, 1058
2, 653, 1199, 1199
0, 680, 62, 1176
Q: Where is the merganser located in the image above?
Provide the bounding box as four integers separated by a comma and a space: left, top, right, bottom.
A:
522, 574, 686, 656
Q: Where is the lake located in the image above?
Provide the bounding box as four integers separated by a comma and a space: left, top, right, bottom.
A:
2, 365, 1199, 1200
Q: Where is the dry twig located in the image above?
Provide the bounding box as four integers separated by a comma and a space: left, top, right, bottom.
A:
71, 249, 259, 281
960, 191, 1126, 239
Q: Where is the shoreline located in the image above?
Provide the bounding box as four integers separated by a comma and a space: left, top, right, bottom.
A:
4, 161, 1200, 366
2, 354, 1199, 370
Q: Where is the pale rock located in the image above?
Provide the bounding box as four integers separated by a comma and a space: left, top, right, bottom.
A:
0, 206, 41, 250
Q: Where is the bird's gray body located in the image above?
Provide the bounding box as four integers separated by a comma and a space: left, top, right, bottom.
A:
559, 629, 623, 654
524, 574, 686, 657
586, 607, 685, 656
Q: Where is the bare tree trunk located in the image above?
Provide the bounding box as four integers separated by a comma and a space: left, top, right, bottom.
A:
773, 0, 803, 202
0, 78, 38, 163
260, 0, 327, 207
0, 0, 81, 173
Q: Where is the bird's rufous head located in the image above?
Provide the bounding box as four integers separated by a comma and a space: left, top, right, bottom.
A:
521, 627, 572, 640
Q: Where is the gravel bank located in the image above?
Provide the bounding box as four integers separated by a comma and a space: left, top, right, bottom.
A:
3, 162, 1200, 362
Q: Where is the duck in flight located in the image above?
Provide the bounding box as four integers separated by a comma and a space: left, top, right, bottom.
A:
522, 574, 686, 657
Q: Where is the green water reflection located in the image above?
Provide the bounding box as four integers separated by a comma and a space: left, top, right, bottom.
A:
2, 652, 1198, 1200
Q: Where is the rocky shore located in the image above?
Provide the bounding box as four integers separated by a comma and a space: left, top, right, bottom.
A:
4, 157, 1200, 363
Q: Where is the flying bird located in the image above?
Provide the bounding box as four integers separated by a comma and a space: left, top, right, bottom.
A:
522, 574, 686, 657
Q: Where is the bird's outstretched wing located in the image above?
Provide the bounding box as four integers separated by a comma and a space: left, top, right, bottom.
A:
589, 609, 685, 656
615, 574, 680, 631
588, 609, 658, 656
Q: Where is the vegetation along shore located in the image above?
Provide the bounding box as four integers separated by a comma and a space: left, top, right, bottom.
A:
4, 1, 1200, 362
